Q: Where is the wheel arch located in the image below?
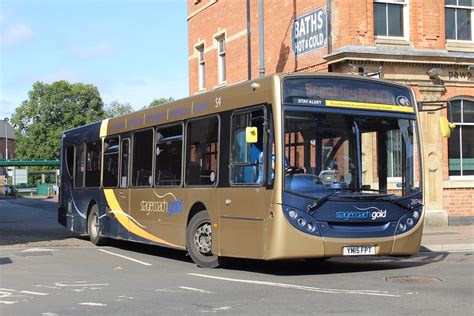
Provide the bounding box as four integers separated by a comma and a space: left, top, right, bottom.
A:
187, 201, 207, 226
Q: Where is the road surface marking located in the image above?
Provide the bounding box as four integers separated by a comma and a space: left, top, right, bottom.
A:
0, 300, 18, 305
155, 289, 182, 292
79, 302, 107, 306
188, 273, 401, 297
98, 249, 152, 266
54, 282, 108, 287
179, 286, 213, 294
0, 288, 49, 296
19, 291, 49, 296
21, 248, 58, 253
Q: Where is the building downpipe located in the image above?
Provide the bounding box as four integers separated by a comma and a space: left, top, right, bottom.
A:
326, 0, 332, 55
258, 0, 265, 77
247, 0, 252, 80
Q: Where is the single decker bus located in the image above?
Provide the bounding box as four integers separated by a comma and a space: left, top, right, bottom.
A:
59, 73, 424, 268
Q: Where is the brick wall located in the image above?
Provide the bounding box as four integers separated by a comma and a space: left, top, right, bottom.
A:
444, 188, 474, 216
187, 0, 462, 94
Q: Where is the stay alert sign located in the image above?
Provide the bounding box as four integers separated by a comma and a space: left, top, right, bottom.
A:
292, 7, 327, 56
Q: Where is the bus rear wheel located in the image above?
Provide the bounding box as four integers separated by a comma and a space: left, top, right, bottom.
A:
88, 204, 107, 246
186, 211, 224, 268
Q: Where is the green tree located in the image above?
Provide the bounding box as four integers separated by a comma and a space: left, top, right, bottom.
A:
11, 80, 105, 160
105, 100, 134, 118
143, 97, 174, 109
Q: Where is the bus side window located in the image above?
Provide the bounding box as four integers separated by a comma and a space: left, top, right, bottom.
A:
74, 143, 84, 188
132, 129, 154, 187
230, 108, 265, 185
156, 124, 183, 187
185, 116, 219, 186
103, 136, 120, 188
85, 140, 101, 188
66, 146, 74, 179
120, 138, 130, 187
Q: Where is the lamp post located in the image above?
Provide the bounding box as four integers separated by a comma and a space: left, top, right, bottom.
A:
3, 117, 9, 160
3, 117, 8, 196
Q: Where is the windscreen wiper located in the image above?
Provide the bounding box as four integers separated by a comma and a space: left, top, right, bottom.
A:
374, 195, 419, 211
307, 190, 339, 213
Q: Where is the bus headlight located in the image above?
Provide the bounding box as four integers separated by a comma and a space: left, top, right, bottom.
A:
412, 210, 420, 220
288, 209, 298, 219
396, 208, 421, 234
297, 217, 306, 227
284, 206, 321, 236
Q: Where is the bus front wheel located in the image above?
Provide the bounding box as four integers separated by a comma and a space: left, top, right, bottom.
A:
186, 211, 224, 268
87, 204, 107, 246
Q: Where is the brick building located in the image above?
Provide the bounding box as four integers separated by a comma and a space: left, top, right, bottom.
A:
187, 0, 474, 225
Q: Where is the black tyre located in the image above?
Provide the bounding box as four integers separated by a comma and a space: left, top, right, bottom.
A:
87, 204, 107, 246
186, 211, 224, 268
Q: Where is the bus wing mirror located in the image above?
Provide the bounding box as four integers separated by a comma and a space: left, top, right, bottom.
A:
439, 117, 455, 138
246, 127, 258, 143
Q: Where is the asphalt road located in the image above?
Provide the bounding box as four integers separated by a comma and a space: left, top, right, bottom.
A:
1, 198, 473, 315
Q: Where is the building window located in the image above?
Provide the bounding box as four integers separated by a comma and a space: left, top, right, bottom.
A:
445, 0, 473, 41
197, 45, 205, 90
448, 98, 474, 176
374, 0, 408, 37
387, 130, 402, 177
216, 35, 226, 84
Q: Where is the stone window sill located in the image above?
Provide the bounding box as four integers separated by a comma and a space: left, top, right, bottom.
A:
375, 37, 411, 47
446, 40, 474, 53
444, 178, 474, 189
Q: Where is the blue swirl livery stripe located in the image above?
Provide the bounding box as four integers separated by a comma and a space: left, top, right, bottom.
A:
68, 185, 86, 219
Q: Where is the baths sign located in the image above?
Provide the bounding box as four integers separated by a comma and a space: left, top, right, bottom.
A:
292, 7, 327, 56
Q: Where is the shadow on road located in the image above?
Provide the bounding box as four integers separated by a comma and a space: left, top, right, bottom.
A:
219, 252, 450, 276
103, 238, 449, 276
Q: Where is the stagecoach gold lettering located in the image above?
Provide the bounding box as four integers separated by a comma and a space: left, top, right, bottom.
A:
140, 200, 167, 215
139, 193, 183, 217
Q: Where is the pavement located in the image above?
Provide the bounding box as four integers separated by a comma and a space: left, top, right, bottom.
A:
421, 224, 474, 253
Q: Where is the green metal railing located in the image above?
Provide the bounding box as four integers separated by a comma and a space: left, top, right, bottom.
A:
0, 160, 60, 167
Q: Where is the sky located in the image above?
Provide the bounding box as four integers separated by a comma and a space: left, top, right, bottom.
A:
0, 0, 188, 118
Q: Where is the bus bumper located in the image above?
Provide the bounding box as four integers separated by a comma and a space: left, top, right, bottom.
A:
264, 204, 424, 260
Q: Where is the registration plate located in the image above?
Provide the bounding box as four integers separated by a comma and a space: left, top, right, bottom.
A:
343, 246, 376, 256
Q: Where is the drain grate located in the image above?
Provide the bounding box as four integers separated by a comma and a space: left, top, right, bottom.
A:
386, 276, 442, 284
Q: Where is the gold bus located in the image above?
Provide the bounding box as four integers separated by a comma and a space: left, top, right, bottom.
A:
59, 73, 424, 268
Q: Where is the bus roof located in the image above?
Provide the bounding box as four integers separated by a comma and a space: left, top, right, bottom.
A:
64, 73, 413, 137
